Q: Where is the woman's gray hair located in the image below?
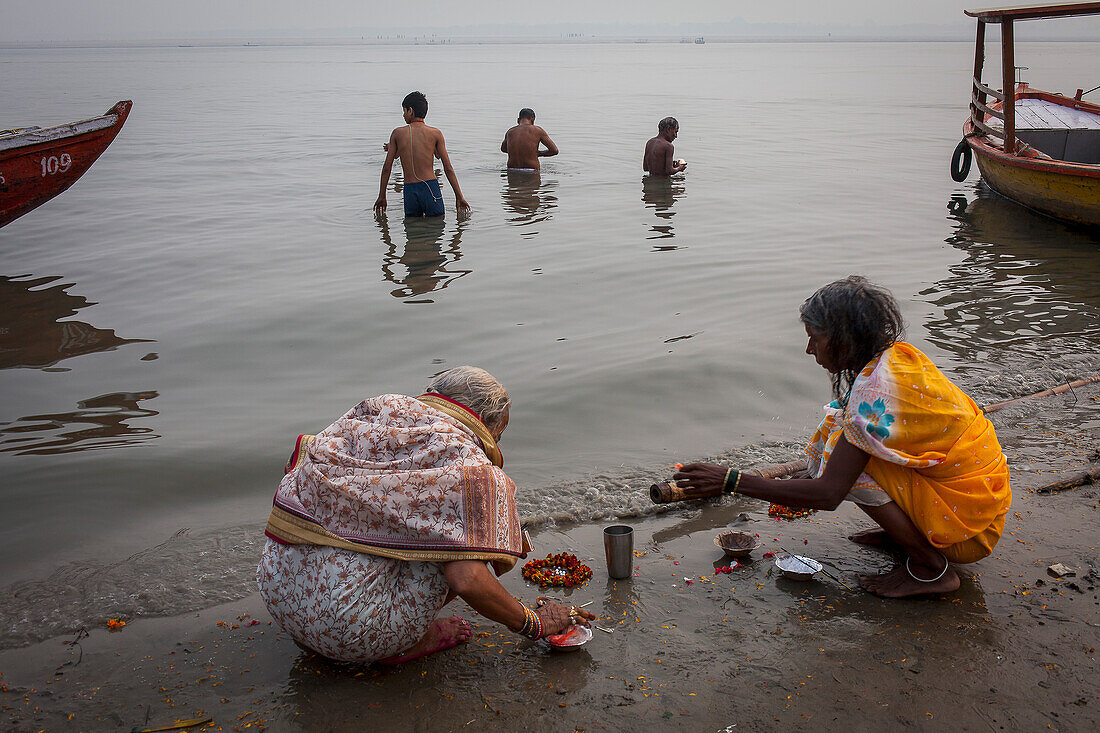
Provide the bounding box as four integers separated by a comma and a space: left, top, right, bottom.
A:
799, 275, 905, 404
425, 366, 510, 431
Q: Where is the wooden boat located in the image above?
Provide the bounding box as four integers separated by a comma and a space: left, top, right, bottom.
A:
0, 100, 132, 228
951, 4, 1100, 228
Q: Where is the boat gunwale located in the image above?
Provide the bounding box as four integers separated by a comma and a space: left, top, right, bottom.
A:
0, 101, 133, 228
964, 119, 1100, 178
0, 101, 131, 154
965, 86, 1100, 178
965, 2, 1100, 22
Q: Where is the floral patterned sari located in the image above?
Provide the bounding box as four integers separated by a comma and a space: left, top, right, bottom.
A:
257, 394, 523, 662
805, 342, 1011, 563
264, 394, 523, 573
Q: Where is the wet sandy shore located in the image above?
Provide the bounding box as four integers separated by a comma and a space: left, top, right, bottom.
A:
2, 393, 1097, 732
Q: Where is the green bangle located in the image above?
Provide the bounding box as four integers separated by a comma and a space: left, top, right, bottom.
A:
723, 468, 742, 494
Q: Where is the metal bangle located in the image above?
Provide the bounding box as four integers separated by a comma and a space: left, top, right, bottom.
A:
905, 555, 949, 583
723, 468, 741, 494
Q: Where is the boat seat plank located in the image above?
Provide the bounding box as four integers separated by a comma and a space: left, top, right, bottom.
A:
1014, 98, 1100, 130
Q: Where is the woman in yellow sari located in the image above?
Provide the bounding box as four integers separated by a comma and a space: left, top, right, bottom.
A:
675, 277, 1011, 598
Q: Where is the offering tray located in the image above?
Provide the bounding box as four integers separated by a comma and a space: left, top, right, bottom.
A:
775, 554, 823, 580
547, 624, 593, 652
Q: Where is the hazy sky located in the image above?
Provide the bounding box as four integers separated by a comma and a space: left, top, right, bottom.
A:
2, 1, 979, 41
1, 1, 1096, 42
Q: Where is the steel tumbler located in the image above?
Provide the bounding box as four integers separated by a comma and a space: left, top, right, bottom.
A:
603, 525, 634, 579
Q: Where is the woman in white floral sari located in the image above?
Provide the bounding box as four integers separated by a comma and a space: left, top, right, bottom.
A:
258, 366, 592, 664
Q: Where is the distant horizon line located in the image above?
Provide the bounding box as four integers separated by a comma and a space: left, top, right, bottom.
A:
3, 34, 1099, 50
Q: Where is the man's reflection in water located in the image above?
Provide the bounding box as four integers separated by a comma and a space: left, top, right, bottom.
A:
377, 215, 471, 302
924, 186, 1100, 364
641, 176, 685, 246
0, 390, 160, 455
501, 169, 558, 232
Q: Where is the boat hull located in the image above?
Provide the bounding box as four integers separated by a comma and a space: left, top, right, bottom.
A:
0, 100, 132, 228
962, 86, 1100, 229
969, 141, 1100, 227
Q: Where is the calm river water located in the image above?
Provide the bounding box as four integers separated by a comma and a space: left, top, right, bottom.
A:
1, 41, 1098, 645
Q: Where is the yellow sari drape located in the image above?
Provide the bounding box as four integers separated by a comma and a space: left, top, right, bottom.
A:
806, 342, 1011, 563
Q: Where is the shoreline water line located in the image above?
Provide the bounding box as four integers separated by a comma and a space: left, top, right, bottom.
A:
2, 367, 1097, 650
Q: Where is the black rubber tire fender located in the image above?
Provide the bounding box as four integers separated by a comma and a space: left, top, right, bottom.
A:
950, 139, 972, 182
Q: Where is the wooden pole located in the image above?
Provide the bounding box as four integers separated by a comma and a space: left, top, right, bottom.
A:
982, 374, 1100, 414
1035, 465, 1100, 494
1001, 19, 1015, 153
971, 20, 987, 127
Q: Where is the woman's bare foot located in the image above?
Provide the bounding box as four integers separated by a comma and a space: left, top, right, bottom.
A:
858, 562, 960, 598
847, 528, 899, 550
377, 616, 471, 666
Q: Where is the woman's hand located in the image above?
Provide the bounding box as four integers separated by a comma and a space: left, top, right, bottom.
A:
535, 597, 595, 636
673, 462, 729, 494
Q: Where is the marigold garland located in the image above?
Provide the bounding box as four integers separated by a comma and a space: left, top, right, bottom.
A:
522, 552, 593, 588
768, 503, 816, 520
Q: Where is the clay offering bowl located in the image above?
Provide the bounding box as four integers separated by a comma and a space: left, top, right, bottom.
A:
714, 530, 761, 558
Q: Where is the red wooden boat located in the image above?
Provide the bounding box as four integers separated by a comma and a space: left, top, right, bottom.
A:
0, 100, 132, 228
950, 4, 1100, 228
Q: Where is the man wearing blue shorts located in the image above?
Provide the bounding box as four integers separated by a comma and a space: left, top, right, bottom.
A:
375, 91, 471, 218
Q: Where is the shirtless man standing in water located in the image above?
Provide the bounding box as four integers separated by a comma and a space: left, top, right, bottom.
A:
500, 108, 559, 171
643, 117, 687, 177
375, 91, 471, 217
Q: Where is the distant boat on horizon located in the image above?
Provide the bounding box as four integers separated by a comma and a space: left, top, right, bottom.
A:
694, 37, 705, 44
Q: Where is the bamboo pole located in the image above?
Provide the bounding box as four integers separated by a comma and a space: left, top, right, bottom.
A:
981, 373, 1100, 414
1035, 465, 1100, 494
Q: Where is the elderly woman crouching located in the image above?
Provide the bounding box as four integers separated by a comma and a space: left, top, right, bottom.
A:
675, 277, 1012, 599
257, 366, 592, 664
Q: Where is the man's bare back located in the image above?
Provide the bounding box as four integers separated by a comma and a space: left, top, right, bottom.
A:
389, 122, 442, 183
375, 94, 469, 217
643, 117, 686, 178
501, 113, 558, 171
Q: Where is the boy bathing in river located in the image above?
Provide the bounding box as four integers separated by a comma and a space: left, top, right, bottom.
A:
375, 91, 470, 218
500, 108, 558, 171
643, 116, 687, 177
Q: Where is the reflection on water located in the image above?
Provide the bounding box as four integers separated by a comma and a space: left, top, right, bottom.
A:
0, 391, 160, 455
377, 215, 471, 302
501, 169, 558, 234
921, 186, 1100, 364
641, 176, 685, 249
0, 275, 152, 369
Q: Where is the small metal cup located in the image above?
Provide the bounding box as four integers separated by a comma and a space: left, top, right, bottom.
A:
603, 525, 634, 579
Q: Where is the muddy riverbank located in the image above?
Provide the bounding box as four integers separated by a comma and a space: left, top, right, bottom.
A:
2, 386, 1097, 732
